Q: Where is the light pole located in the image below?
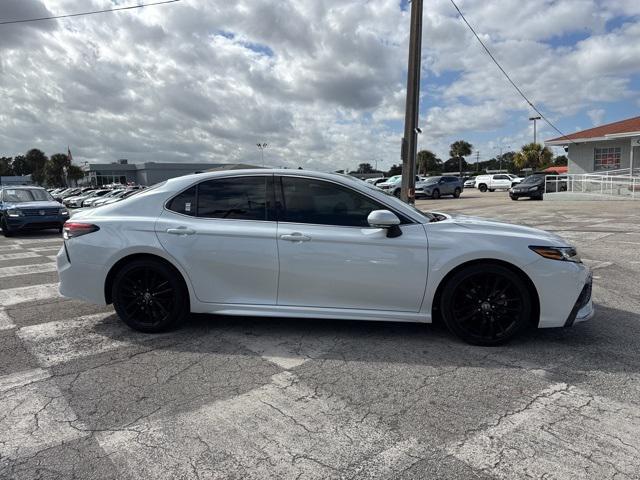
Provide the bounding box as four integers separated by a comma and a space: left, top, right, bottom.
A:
256, 143, 267, 167
529, 117, 541, 144
400, 0, 423, 204
494, 145, 511, 172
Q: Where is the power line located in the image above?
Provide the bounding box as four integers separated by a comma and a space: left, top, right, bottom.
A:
448, 0, 576, 145
0, 0, 180, 26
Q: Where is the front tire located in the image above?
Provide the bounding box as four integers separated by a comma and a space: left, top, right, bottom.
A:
112, 259, 189, 333
478, 184, 487, 193
453, 187, 461, 198
432, 189, 440, 199
393, 189, 401, 198
1, 218, 13, 237
510, 195, 518, 201
440, 263, 532, 346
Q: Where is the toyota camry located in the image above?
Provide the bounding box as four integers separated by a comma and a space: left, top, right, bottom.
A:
57, 169, 593, 345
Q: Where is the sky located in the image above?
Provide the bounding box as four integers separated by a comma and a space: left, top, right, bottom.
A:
0, 0, 639, 172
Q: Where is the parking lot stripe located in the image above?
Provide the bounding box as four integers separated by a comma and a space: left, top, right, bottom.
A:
0, 283, 61, 306
0, 262, 57, 278
97, 371, 402, 480
27, 246, 62, 253
0, 252, 41, 261
0, 370, 88, 461
9, 238, 62, 245
0, 368, 51, 394
16, 313, 162, 368
448, 383, 640, 479
0, 308, 15, 331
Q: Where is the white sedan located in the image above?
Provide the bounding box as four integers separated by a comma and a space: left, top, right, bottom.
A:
57, 169, 593, 345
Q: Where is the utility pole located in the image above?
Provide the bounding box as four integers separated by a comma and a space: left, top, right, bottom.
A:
400, 0, 423, 204
257, 143, 267, 167
529, 116, 541, 144
475, 151, 480, 172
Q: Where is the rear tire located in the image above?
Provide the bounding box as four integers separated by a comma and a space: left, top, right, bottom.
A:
432, 189, 440, 199
112, 259, 189, 333
489, 189, 495, 192
478, 184, 487, 193
440, 263, 532, 346
453, 187, 461, 198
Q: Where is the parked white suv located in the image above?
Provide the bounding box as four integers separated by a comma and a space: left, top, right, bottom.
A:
475, 174, 518, 192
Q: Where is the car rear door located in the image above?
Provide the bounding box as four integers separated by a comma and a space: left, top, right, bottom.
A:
275, 175, 428, 312
492, 175, 511, 189
156, 175, 279, 305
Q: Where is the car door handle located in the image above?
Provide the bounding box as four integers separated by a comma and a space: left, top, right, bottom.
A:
166, 227, 196, 236
280, 233, 311, 242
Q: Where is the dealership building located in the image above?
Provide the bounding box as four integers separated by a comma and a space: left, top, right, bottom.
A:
546, 116, 640, 174
79, 160, 251, 186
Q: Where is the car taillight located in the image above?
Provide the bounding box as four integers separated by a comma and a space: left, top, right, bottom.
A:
63, 222, 100, 239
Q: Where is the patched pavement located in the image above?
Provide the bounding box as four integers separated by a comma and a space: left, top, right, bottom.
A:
1, 194, 640, 479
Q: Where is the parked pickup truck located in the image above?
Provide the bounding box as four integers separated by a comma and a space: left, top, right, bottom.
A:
474, 174, 519, 192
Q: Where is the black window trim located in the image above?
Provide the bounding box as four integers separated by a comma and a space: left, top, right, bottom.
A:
164, 173, 276, 223
275, 174, 415, 228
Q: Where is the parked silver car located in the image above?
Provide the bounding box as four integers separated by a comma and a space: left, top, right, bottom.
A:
415, 176, 464, 199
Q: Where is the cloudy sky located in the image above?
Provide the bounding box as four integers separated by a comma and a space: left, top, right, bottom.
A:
1, 0, 639, 171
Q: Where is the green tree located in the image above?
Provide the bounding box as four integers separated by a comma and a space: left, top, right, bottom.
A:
416, 150, 442, 175
25, 149, 48, 185
387, 164, 402, 176
0, 157, 14, 176
357, 163, 375, 174
66, 165, 85, 186
45, 153, 71, 186
513, 143, 553, 171
11, 155, 28, 176
553, 155, 568, 167
444, 157, 469, 172
449, 140, 473, 176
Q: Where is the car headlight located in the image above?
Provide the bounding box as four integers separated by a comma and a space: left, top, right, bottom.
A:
7, 209, 23, 217
59, 208, 69, 216
529, 246, 582, 263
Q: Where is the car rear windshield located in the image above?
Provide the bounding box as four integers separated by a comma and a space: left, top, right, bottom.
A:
2, 189, 53, 202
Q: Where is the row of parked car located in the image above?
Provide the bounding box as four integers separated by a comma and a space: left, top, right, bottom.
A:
366, 171, 565, 201
48, 185, 144, 209
366, 175, 465, 199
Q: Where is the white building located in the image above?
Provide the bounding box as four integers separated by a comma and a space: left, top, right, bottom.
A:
546, 116, 640, 174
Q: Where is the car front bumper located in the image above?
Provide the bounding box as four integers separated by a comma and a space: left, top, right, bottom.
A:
509, 188, 543, 198
6, 214, 68, 231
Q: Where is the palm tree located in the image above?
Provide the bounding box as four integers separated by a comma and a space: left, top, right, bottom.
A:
449, 140, 473, 176
513, 143, 553, 171
417, 150, 442, 175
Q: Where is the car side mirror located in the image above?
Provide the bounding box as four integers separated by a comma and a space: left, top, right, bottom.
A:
367, 210, 402, 238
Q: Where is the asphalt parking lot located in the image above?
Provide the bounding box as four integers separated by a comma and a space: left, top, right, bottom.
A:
1, 190, 640, 479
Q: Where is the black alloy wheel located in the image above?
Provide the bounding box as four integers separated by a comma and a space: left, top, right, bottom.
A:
432, 189, 441, 199
478, 184, 487, 192
453, 187, 461, 198
112, 259, 189, 333
440, 263, 532, 346
393, 189, 401, 198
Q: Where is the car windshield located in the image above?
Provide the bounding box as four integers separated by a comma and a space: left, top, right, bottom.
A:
521, 175, 544, 184
3, 188, 53, 202
423, 178, 440, 184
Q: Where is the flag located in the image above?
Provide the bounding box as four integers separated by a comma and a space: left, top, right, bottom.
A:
67, 146, 73, 163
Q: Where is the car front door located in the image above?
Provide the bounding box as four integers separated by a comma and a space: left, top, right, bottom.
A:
156, 175, 279, 305
493, 175, 512, 189
275, 176, 429, 312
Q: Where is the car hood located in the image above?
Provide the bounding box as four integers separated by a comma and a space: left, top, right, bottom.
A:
447, 214, 569, 245
4, 201, 63, 209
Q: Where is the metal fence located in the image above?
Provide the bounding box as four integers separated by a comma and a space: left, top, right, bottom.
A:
545, 174, 640, 199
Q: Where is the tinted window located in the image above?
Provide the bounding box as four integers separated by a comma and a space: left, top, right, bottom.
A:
494, 175, 509, 180
167, 185, 197, 216
280, 177, 385, 227
445, 177, 458, 183
198, 177, 267, 220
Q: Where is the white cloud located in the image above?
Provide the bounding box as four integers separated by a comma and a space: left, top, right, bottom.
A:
0, 0, 638, 170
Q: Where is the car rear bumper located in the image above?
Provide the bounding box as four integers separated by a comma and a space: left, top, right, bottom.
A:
57, 245, 108, 305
